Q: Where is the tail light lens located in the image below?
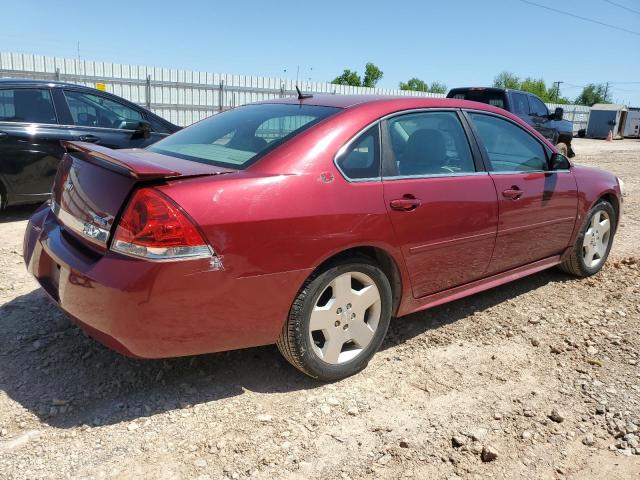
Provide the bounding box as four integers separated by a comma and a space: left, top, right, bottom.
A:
111, 188, 214, 261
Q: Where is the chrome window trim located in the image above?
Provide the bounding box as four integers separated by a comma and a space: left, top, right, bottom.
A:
489, 169, 571, 175
383, 171, 489, 181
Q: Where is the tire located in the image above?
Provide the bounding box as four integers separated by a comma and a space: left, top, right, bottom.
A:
277, 256, 392, 381
555, 142, 568, 156
559, 200, 616, 277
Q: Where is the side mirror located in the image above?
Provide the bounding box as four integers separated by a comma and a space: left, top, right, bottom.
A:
550, 152, 570, 170
553, 107, 563, 121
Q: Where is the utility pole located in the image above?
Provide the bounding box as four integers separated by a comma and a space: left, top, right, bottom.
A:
552, 81, 563, 102
604, 82, 610, 102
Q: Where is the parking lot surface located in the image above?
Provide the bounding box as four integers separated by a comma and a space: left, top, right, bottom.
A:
0, 138, 639, 479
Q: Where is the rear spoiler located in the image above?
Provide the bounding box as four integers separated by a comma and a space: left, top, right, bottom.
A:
61, 141, 234, 180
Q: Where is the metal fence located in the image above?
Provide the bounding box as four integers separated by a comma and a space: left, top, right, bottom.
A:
1, 52, 590, 131
546, 102, 590, 135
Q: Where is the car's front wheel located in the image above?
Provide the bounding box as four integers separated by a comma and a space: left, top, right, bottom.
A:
560, 200, 616, 277
277, 256, 392, 381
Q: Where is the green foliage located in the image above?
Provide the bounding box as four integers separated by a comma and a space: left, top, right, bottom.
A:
575, 84, 611, 106
362, 63, 383, 88
493, 71, 570, 103
331, 69, 362, 87
399, 78, 447, 93
331, 63, 383, 88
399, 78, 428, 92
428, 81, 447, 94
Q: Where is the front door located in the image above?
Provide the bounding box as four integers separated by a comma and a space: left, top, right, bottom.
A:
382, 110, 498, 298
466, 111, 578, 273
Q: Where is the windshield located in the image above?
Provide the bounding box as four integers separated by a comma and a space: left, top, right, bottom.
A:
148, 104, 341, 169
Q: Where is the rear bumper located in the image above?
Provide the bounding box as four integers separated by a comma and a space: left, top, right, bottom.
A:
23, 204, 310, 358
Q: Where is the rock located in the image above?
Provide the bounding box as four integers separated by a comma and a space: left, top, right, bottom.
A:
469, 428, 488, 442
0, 430, 41, 452
549, 408, 566, 423
451, 435, 467, 448
521, 430, 532, 440
347, 407, 359, 416
531, 338, 540, 347
626, 423, 639, 434
582, 434, 595, 446
377, 454, 392, 465
320, 405, 331, 415
256, 414, 273, 423
493, 412, 503, 420
587, 346, 599, 355
624, 434, 639, 449
326, 397, 340, 406
596, 405, 606, 415
468, 442, 483, 455
481, 445, 498, 462
399, 439, 410, 448
127, 423, 139, 431
194, 458, 207, 468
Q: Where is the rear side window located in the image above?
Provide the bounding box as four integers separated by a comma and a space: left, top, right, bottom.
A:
450, 90, 506, 109
385, 111, 475, 177
511, 93, 530, 115
149, 104, 340, 169
0, 88, 56, 124
64, 90, 143, 129
469, 113, 548, 172
336, 125, 380, 180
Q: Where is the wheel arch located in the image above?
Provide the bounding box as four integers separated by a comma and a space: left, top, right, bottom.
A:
597, 191, 620, 227
309, 245, 404, 316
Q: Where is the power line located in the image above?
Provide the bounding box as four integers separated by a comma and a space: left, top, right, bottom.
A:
518, 0, 640, 36
604, 0, 640, 15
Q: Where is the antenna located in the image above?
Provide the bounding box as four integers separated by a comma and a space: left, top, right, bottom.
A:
296, 86, 313, 100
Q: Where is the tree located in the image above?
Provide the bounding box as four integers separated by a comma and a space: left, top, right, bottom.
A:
399, 77, 429, 92
331, 69, 362, 87
362, 63, 383, 88
575, 84, 610, 106
493, 71, 521, 90
428, 81, 447, 94
399, 78, 447, 93
331, 63, 383, 88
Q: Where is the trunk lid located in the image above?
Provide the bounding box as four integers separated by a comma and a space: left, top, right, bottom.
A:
52, 141, 234, 250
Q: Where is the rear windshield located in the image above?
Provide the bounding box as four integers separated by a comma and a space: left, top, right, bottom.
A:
449, 90, 506, 109
148, 104, 340, 169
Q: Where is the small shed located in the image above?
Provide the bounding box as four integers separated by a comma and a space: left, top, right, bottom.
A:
586, 104, 628, 139
623, 108, 640, 138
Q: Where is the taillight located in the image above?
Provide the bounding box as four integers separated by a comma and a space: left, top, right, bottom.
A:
111, 188, 214, 261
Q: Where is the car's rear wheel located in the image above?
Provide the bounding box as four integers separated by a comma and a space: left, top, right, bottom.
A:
277, 256, 392, 381
556, 142, 569, 156
560, 200, 616, 277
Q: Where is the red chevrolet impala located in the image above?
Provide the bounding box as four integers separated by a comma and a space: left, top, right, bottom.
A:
24, 95, 623, 380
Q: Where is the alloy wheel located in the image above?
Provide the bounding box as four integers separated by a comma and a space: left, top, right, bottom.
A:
582, 210, 611, 268
308, 271, 382, 365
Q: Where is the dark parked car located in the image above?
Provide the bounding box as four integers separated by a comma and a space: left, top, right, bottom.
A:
24, 95, 622, 381
447, 87, 575, 157
0, 79, 179, 210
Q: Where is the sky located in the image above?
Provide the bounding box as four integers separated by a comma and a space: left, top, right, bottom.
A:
2, 0, 639, 105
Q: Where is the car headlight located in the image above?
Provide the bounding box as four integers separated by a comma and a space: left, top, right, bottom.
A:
617, 177, 625, 197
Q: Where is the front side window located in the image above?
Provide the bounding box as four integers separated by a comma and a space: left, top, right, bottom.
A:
0, 88, 56, 124
529, 96, 548, 117
511, 93, 530, 115
384, 111, 475, 177
469, 113, 548, 172
148, 104, 340, 169
336, 125, 380, 180
64, 90, 142, 129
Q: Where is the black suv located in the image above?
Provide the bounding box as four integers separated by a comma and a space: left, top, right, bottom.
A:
0, 79, 180, 209
447, 87, 575, 158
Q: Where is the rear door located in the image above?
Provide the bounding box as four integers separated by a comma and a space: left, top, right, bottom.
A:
0, 87, 75, 201
60, 89, 168, 149
465, 111, 577, 273
382, 110, 498, 298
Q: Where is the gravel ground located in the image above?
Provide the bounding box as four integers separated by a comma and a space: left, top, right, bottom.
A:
0, 138, 639, 479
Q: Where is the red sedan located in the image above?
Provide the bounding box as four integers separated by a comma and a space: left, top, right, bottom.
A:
24, 95, 623, 381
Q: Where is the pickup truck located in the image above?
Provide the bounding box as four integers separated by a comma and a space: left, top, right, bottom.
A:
447, 87, 575, 157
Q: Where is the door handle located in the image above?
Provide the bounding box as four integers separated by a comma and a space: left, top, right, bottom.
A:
502, 187, 523, 200
390, 196, 421, 211
78, 134, 100, 143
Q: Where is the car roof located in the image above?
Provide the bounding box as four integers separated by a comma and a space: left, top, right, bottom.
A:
0, 78, 81, 88
256, 94, 508, 115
